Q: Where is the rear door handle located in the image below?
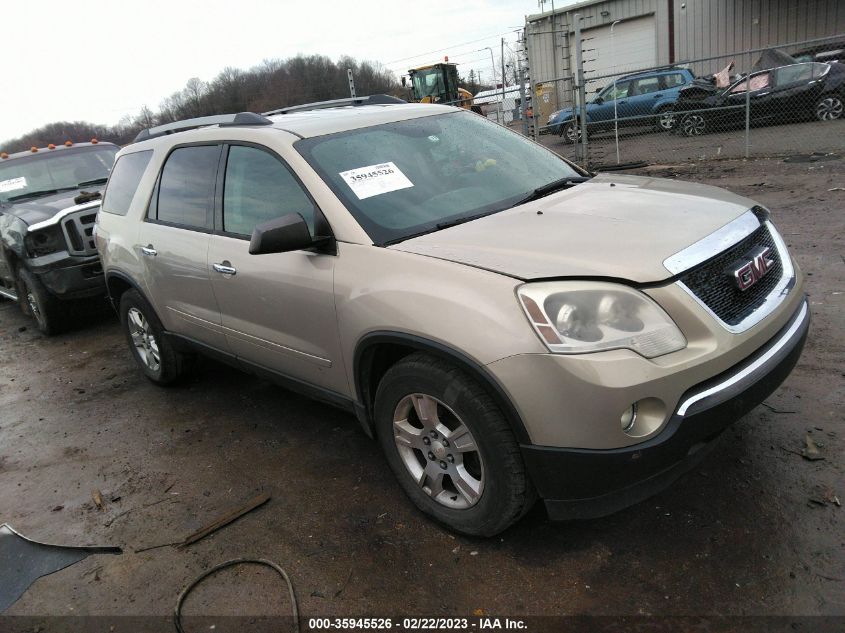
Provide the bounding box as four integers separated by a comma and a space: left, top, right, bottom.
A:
141, 245, 157, 257
212, 262, 237, 276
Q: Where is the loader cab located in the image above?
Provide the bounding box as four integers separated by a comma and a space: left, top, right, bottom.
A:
408, 63, 461, 104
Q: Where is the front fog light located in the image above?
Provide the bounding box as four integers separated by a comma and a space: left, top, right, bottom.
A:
620, 403, 638, 432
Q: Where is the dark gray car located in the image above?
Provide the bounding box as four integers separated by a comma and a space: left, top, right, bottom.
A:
0, 141, 118, 333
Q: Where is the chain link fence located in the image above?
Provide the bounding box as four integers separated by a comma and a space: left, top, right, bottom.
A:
519, 34, 845, 169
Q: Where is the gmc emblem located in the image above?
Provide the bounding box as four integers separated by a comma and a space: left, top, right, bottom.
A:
731, 246, 775, 291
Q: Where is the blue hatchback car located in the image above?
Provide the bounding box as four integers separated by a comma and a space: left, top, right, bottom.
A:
548, 68, 695, 142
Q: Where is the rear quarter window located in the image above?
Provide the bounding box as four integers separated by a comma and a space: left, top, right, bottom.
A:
155, 145, 220, 230
101, 150, 153, 216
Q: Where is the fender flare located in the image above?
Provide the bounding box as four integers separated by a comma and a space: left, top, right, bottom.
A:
353, 331, 532, 444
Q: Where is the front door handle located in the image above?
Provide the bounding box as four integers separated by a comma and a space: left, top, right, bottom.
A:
213, 262, 237, 276
141, 245, 157, 257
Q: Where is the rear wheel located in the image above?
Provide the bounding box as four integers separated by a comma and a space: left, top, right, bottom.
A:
815, 95, 843, 121
679, 113, 707, 136
17, 268, 62, 335
119, 289, 193, 385
374, 352, 535, 536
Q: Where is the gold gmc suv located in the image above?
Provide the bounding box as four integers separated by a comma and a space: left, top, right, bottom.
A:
96, 97, 809, 536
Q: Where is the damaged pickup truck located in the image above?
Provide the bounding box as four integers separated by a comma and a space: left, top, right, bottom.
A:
0, 141, 118, 333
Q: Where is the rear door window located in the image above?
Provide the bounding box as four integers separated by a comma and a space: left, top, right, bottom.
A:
661, 73, 687, 89
221, 145, 316, 236
775, 63, 814, 85
155, 146, 220, 230
631, 76, 661, 95
101, 151, 153, 216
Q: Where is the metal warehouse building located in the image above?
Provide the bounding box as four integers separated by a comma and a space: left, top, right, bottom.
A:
525, 0, 845, 108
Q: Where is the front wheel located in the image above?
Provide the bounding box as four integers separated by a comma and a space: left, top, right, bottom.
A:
655, 107, 677, 132
374, 352, 535, 536
561, 120, 582, 143
17, 268, 62, 335
815, 95, 843, 121
679, 113, 707, 136
119, 289, 193, 385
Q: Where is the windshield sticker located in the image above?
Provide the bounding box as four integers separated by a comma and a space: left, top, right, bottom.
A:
339, 162, 413, 200
0, 177, 27, 193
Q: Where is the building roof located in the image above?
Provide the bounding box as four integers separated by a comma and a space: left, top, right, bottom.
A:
527, 0, 616, 23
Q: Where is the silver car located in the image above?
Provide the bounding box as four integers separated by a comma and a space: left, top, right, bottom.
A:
96, 98, 808, 536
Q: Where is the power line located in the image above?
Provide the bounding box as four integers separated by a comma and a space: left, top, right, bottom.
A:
384, 30, 518, 65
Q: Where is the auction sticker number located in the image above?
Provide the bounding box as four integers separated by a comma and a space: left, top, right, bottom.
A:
0, 177, 27, 193
339, 162, 413, 200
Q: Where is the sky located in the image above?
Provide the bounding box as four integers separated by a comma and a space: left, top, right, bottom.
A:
1, 0, 577, 143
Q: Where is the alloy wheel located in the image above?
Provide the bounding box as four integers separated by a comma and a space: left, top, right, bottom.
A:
658, 109, 676, 130
816, 96, 843, 121
681, 114, 706, 136
392, 393, 484, 509
127, 307, 161, 372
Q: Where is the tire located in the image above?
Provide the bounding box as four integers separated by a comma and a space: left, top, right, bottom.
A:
118, 289, 193, 385
815, 94, 843, 121
655, 106, 677, 132
561, 120, 581, 144
373, 352, 535, 536
17, 268, 62, 335
679, 113, 707, 137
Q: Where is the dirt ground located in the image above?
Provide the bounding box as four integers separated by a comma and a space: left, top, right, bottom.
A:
0, 156, 842, 628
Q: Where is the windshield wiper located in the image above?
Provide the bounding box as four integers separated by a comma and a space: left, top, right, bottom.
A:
76, 177, 108, 187
515, 176, 593, 206
435, 211, 496, 231
7, 189, 61, 202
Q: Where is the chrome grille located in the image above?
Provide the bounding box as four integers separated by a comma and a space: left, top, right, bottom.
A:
679, 223, 786, 327
60, 209, 98, 256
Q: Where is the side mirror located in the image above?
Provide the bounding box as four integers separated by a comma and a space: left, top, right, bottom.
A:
249, 213, 316, 255
401, 76, 407, 87
593, 96, 604, 104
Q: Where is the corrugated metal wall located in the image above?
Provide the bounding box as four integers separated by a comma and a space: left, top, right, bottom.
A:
526, 0, 845, 86
674, 0, 845, 62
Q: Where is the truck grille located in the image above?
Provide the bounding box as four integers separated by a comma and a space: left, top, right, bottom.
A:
60, 209, 98, 256
679, 223, 784, 326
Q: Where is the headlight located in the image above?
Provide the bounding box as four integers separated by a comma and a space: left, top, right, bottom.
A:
25, 226, 66, 257
547, 110, 562, 124
517, 282, 687, 358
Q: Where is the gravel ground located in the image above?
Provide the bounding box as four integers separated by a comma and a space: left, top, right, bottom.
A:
0, 156, 842, 627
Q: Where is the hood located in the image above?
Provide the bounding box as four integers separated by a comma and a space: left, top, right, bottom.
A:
550, 106, 576, 123
389, 174, 759, 283
1, 188, 102, 227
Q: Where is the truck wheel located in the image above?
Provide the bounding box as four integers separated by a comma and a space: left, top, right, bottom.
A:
18, 268, 62, 335
374, 352, 535, 536
119, 289, 193, 385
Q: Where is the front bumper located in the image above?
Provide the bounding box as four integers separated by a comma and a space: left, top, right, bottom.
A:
520, 298, 809, 520
28, 251, 105, 299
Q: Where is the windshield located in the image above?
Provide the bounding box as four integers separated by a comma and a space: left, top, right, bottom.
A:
0, 146, 118, 203
412, 68, 446, 99
296, 110, 583, 244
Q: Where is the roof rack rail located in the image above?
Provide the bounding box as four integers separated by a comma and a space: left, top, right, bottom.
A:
132, 112, 273, 143
262, 94, 406, 116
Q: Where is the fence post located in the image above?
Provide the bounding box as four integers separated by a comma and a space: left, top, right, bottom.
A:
347, 69, 356, 99
519, 66, 529, 137
744, 52, 751, 158
574, 13, 589, 165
